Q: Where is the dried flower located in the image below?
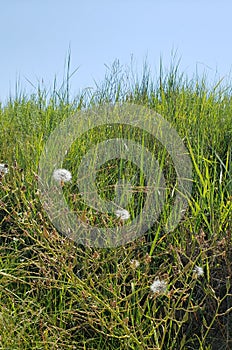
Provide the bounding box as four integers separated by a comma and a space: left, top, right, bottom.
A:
115, 208, 130, 220
193, 265, 204, 277
92, 251, 100, 260
145, 253, 152, 264
130, 259, 140, 269
53, 168, 72, 183
0, 163, 8, 175
150, 278, 167, 295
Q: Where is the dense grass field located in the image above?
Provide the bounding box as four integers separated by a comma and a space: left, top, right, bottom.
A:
0, 61, 231, 349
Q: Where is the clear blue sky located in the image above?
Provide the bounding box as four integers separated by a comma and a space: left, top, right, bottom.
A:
1, 0, 232, 103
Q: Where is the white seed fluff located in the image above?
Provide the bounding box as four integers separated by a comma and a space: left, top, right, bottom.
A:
53, 168, 72, 183
193, 265, 204, 277
0, 163, 8, 174
115, 209, 130, 220
130, 259, 140, 268
150, 278, 167, 294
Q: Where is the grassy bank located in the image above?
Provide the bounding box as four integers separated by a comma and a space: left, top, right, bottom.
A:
0, 61, 231, 349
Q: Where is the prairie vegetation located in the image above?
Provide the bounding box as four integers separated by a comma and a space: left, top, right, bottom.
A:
0, 60, 231, 349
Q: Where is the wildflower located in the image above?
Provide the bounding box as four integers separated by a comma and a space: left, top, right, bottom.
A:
53, 168, 72, 183
150, 278, 167, 295
130, 259, 140, 269
115, 208, 130, 220
193, 265, 204, 277
145, 253, 152, 264
0, 163, 8, 175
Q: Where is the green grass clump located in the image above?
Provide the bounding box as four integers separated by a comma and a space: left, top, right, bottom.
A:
0, 59, 231, 349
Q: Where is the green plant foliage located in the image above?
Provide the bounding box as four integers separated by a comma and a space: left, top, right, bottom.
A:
0, 58, 231, 349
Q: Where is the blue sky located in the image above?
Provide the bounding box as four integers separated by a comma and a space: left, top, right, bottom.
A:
1, 0, 232, 102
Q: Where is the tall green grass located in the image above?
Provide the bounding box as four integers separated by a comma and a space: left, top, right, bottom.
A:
0, 59, 231, 349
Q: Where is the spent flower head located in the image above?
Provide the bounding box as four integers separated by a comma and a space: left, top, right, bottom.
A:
115, 208, 130, 220
53, 168, 72, 183
150, 278, 167, 295
130, 259, 140, 269
193, 265, 204, 277
0, 163, 8, 175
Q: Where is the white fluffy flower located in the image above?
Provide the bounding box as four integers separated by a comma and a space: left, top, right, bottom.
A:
0, 163, 8, 175
150, 278, 167, 294
130, 259, 140, 268
193, 265, 204, 277
115, 208, 130, 220
53, 168, 72, 183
